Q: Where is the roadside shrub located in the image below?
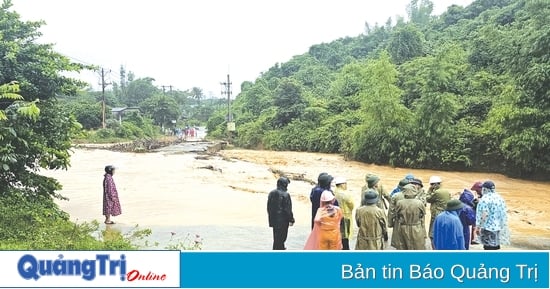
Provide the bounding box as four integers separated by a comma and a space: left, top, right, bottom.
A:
96, 128, 116, 139
0, 189, 144, 250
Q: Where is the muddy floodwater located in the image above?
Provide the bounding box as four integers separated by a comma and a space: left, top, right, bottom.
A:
40, 143, 550, 250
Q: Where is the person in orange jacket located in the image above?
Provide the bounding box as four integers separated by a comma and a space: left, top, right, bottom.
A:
305, 190, 343, 250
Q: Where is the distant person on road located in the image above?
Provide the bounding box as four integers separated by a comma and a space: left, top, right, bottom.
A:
333, 177, 354, 250
267, 176, 295, 250
476, 181, 510, 250
355, 189, 388, 250
103, 165, 121, 225
433, 199, 466, 250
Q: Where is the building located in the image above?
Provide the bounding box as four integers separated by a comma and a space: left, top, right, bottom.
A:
111, 107, 141, 124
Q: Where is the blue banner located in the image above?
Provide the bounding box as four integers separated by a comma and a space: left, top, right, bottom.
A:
180, 251, 549, 288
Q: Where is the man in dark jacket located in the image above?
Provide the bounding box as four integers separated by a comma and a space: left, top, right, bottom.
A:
267, 177, 295, 250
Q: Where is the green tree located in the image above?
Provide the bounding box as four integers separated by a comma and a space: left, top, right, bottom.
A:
388, 24, 426, 64
272, 79, 307, 128
191, 87, 203, 105
0, 0, 84, 199
0, 82, 38, 120
123, 77, 159, 107
479, 0, 550, 177
344, 52, 412, 165
140, 94, 180, 128
406, 44, 469, 167
233, 79, 273, 117
406, 0, 434, 26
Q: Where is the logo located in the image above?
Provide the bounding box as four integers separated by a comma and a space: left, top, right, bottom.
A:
17, 253, 167, 282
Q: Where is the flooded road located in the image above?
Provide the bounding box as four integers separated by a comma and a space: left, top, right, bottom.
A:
40, 144, 550, 250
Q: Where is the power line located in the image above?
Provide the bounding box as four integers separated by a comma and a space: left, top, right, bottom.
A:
60, 53, 184, 92
61, 54, 97, 67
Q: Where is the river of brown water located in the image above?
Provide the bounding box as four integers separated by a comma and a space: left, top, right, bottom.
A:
40, 144, 550, 250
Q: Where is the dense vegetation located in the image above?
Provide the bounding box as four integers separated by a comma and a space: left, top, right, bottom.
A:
208, 0, 549, 180
0, 0, 547, 249
0, 0, 150, 249
63, 70, 224, 143
0, 0, 218, 249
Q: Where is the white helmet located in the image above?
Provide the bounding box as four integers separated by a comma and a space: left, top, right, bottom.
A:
429, 176, 442, 184
333, 177, 347, 185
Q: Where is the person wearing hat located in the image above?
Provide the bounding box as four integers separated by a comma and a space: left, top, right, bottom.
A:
310, 173, 338, 229
388, 178, 425, 243
267, 177, 295, 250
393, 184, 427, 250
304, 190, 343, 250
458, 189, 477, 249
334, 177, 354, 250
469, 181, 484, 244
103, 165, 121, 225
390, 173, 414, 197
387, 185, 406, 249
426, 176, 451, 248
475, 181, 509, 250
410, 178, 427, 206
361, 173, 390, 211
432, 199, 466, 250
471, 181, 483, 200
355, 189, 388, 250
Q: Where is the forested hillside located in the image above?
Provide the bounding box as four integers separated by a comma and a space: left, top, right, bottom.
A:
207, 0, 549, 180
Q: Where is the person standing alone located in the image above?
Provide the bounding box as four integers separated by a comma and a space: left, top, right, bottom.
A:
267, 177, 295, 250
103, 165, 121, 224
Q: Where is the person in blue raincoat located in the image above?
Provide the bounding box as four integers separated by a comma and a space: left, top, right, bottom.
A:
433, 199, 466, 250
459, 189, 477, 249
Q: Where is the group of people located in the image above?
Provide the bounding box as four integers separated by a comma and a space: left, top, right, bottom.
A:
173, 126, 199, 140
267, 172, 510, 251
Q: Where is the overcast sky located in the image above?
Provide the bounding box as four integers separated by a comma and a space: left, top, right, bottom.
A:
12, 0, 472, 97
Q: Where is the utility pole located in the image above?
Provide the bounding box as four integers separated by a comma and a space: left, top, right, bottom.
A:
161, 85, 174, 94
159, 85, 174, 132
100, 68, 111, 129
220, 74, 233, 143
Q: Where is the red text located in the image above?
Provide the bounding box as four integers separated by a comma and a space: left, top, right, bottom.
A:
126, 270, 167, 281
